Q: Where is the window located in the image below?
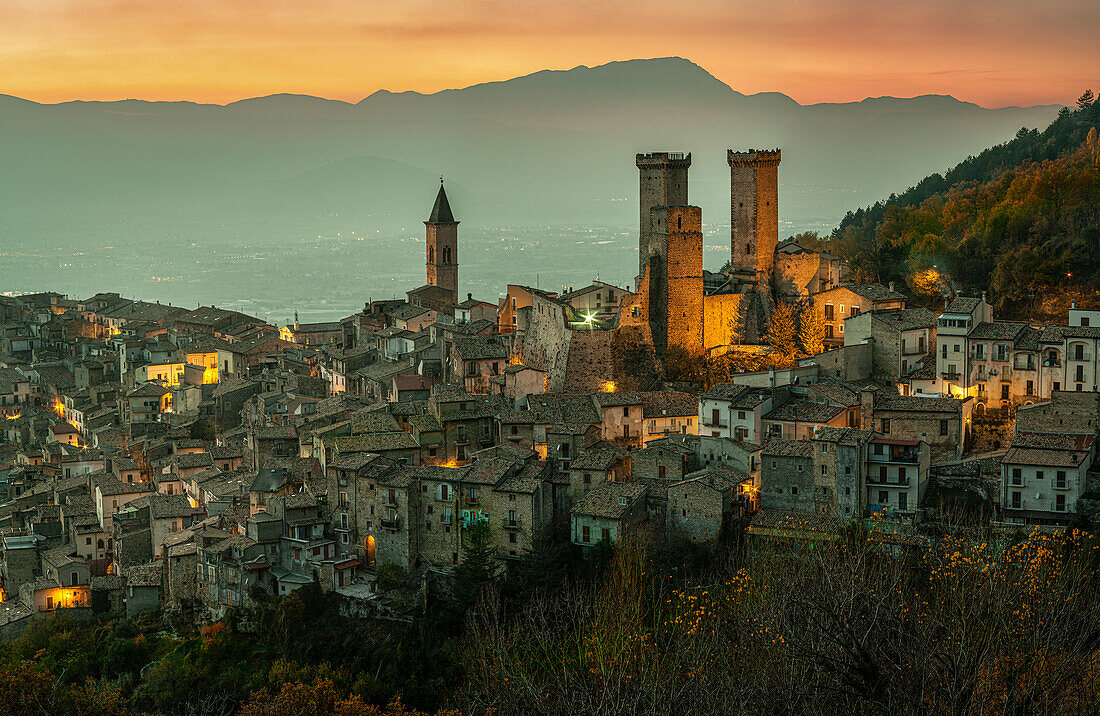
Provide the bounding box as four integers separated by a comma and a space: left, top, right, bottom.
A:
1036, 470, 1044, 480
1001, 383, 1010, 400
824, 304, 834, 320
658, 465, 666, 479
339, 491, 347, 507
509, 532, 517, 543
1011, 468, 1022, 486
881, 419, 891, 434
1056, 470, 1067, 489
791, 487, 798, 495
622, 406, 630, 417
582, 525, 590, 543
601, 528, 611, 542
878, 491, 888, 505
821, 444, 829, 453
939, 420, 948, 436
1056, 494, 1067, 512
1011, 491, 1022, 509
898, 493, 907, 511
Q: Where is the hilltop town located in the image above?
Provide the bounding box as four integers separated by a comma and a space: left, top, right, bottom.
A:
1, 146, 1098, 643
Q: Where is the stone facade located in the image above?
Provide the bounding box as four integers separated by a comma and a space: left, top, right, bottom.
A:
728, 149, 781, 281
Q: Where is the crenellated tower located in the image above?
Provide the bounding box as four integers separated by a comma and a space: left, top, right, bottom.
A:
635, 152, 691, 281
425, 179, 459, 305
728, 149, 781, 282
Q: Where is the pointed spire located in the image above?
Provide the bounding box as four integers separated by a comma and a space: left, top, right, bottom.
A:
427, 180, 457, 224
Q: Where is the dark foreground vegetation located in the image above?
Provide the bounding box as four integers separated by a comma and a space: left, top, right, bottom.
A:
6, 521, 1100, 715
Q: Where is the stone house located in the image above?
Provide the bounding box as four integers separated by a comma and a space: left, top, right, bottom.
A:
571, 481, 648, 547
813, 283, 907, 347
811, 427, 874, 518
1001, 431, 1096, 525
591, 392, 644, 448
699, 384, 773, 443
630, 440, 698, 482
640, 390, 698, 444
124, 562, 163, 616
861, 389, 970, 462
568, 441, 631, 503
94, 477, 156, 530
449, 335, 508, 394
844, 307, 938, 382
489, 364, 548, 406
865, 437, 930, 517
667, 465, 753, 541
760, 438, 815, 513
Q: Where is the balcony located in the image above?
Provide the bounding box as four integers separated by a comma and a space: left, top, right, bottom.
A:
1070, 353, 1091, 362
868, 450, 919, 464
902, 346, 927, 356
384, 496, 399, 508
501, 517, 523, 531
941, 372, 961, 381
866, 472, 911, 486
380, 515, 401, 530
701, 420, 728, 429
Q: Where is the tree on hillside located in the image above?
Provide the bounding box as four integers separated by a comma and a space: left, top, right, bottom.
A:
1078, 89, 1095, 110
798, 303, 825, 355
765, 302, 799, 358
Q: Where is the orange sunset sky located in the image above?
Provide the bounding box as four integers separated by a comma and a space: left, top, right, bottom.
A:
2, 0, 1097, 107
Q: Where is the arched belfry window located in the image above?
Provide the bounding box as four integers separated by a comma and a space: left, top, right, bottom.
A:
428, 246, 435, 263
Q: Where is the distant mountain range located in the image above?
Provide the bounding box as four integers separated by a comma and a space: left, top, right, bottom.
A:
0, 57, 1062, 236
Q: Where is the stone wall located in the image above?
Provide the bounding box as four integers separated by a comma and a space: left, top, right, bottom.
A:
667, 481, 727, 541
808, 342, 874, 382
661, 206, 704, 355
702, 293, 747, 353
760, 453, 814, 512
774, 252, 823, 298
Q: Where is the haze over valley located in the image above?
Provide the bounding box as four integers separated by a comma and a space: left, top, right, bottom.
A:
0, 57, 1061, 317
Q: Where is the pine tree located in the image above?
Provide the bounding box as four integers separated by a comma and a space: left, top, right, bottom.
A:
1077, 89, 1095, 110
798, 304, 825, 355
766, 302, 799, 358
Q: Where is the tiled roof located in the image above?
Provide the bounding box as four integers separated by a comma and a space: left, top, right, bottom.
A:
808, 380, 861, 407
452, 335, 508, 361
335, 432, 419, 453
969, 322, 1027, 341
764, 400, 844, 423
762, 438, 814, 458
572, 481, 647, 519
571, 442, 630, 471
874, 394, 963, 413
945, 296, 983, 314
812, 427, 874, 445
870, 307, 939, 332
1002, 447, 1090, 468
839, 283, 907, 302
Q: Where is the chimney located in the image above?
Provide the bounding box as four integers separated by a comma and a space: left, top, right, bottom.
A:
888, 281, 895, 293
1072, 300, 1076, 309
467, 293, 472, 302
981, 291, 987, 303
860, 388, 875, 430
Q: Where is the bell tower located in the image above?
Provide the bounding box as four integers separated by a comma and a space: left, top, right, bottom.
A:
425, 178, 459, 305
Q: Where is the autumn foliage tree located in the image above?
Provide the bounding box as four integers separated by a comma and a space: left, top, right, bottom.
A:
797, 303, 825, 355
765, 301, 799, 359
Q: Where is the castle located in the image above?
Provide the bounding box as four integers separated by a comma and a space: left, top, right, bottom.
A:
621, 149, 787, 357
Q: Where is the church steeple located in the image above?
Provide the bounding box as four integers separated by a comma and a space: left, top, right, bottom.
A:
425, 178, 459, 305
427, 177, 457, 224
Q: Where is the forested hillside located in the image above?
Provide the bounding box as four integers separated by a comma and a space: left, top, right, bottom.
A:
829, 91, 1100, 319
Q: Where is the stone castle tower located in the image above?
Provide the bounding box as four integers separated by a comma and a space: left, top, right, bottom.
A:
636, 152, 691, 278
655, 205, 704, 355
728, 149, 781, 282
425, 180, 459, 305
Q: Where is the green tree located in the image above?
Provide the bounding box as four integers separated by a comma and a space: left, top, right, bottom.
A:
1078, 89, 1095, 110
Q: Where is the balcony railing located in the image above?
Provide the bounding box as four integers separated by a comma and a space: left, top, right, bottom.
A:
1071, 353, 1091, 362
701, 420, 728, 429
380, 515, 401, 530
868, 451, 919, 464
866, 475, 911, 487
501, 517, 523, 531
941, 372, 961, 381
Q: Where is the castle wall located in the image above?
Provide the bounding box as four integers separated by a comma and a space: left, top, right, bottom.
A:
514, 295, 574, 393
702, 293, 747, 354
774, 252, 823, 299
561, 330, 616, 394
